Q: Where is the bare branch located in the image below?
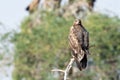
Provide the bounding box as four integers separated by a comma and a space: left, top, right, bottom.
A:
51, 58, 75, 80
51, 69, 65, 73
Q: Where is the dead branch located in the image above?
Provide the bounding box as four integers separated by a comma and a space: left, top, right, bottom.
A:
51, 58, 75, 80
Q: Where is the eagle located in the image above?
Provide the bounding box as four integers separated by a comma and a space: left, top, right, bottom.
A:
68, 19, 89, 71
26, 0, 40, 13
87, 0, 96, 11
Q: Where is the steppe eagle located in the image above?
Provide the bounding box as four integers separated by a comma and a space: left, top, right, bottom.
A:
68, 19, 89, 71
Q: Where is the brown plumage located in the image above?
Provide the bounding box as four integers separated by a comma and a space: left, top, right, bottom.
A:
87, 0, 96, 11
68, 19, 89, 71
26, 0, 40, 13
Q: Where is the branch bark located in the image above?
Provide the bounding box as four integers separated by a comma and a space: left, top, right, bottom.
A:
51, 58, 75, 80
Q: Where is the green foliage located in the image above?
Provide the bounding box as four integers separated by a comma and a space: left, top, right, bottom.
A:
12, 12, 120, 80
84, 14, 120, 61
12, 12, 73, 80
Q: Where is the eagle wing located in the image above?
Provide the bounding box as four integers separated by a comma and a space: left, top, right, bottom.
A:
82, 26, 89, 54
68, 25, 84, 60
69, 24, 88, 70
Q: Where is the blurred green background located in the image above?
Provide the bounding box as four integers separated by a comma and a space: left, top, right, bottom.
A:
1, 0, 120, 80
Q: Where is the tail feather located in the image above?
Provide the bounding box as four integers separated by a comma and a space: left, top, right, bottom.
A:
80, 53, 87, 69
76, 54, 87, 71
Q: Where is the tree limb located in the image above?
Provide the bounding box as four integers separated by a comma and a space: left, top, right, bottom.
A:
51, 58, 75, 80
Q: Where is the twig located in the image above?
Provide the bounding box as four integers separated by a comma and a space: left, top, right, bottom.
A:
51, 58, 75, 80
51, 69, 64, 73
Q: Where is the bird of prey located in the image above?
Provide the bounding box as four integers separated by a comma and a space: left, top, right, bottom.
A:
87, 0, 96, 11
68, 19, 89, 71
26, 0, 40, 13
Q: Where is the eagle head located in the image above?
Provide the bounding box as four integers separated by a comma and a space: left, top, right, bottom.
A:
74, 19, 81, 25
